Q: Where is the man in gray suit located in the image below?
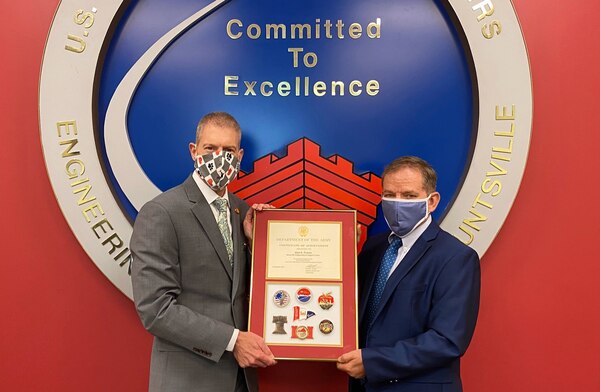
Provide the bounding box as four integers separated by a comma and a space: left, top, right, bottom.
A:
131, 112, 276, 392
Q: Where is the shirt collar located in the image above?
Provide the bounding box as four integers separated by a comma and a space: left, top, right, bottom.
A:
388, 215, 432, 249
192, 171, 230, 206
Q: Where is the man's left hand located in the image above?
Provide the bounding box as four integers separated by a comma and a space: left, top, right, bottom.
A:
337, 349, 365, 379
243, 203, 276, 243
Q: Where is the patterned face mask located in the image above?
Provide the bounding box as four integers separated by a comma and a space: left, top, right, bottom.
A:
195, 149, 240, 191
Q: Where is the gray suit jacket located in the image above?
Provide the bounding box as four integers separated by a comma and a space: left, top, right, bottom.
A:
131, 175, 257, 392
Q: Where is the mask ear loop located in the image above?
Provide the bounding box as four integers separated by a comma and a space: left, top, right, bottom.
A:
407, 194, 432, 235
395, 194, 432, 238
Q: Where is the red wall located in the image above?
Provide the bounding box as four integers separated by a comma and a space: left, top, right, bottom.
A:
1, 1, 599, 390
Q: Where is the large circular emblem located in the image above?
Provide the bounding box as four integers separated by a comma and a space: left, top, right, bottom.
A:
39, 0, 532, 298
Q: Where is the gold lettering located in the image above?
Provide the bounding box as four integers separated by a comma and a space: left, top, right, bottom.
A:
492, 139, 513, 154
102, 233, 124, 255
73, 183, 96, 206
487, 160, 508, 177
324, 20, 333, 38
66, 158, 85, 179
278, 81, 291, 96
266, 23, 286, 39
65, 34, 86, 53
349, 23, 362, 39
60, 139, 80, 158
463, 209, 488, 231
291, 24, 311, 39
294, 77, 301, 96
495, 122, 515, 137
224, 76, 239, 95
331, 81, 344, 96
458, 225, 475, 245
481, 178, 501, 196
223, 77, 380, 97
226, 19, 242, 39
491, 153, 511, 162
92, 218, 113, 239
482, 21, 502, 39
261, 81, 273, 96
56, 120, 78, 137
82, 202, 105, 223
225, 18, 382, 41
288, 47, 303, 68
336, 20, 345, 39
244, 81, 257, 96
496, 104, 515, 121
247, 24, 261, 39
119, 254, 133, 268
74, 9, 95, 28
367, 18, 381, 38
303, 52, 318, 68
349, 81, 362, 96
471, 0, 495, 21
472, 192, 493, 209
366, 80, 380, 96
114, 248, 132, 266
313, 81, 326, 97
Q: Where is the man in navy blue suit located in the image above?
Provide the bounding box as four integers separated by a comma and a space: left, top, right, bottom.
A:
337, 156, 480, 392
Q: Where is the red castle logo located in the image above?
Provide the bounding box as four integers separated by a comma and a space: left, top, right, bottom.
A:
229, 138, 382, 247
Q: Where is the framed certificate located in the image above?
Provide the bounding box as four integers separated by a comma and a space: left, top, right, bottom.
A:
248, 208, 358, 361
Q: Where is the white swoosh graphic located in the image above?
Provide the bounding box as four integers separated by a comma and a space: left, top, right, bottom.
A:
104, 0, 228, 211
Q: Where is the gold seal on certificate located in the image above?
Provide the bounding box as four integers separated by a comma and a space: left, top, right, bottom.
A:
248, 209, 358, 361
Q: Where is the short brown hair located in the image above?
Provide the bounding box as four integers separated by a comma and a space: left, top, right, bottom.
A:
195, 112, 241, 144
382, 156, 437, 194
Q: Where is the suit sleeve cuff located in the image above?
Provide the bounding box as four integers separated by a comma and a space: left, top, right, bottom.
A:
226, 328, 239, 352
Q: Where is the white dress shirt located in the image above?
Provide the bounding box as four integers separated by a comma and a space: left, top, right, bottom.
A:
387, 216, 432, 279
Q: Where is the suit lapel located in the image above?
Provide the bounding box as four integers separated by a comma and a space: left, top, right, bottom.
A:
370, 223, 441, 326
230, 197, 245, 299
184, 176, 233, 280
358, 236, 389, 323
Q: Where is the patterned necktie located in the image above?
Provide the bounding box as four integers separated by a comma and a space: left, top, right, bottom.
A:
213, 197, 233, 265
365, 236, 402, 328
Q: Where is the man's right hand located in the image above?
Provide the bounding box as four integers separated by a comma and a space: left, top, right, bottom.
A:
233, 331, 277, 368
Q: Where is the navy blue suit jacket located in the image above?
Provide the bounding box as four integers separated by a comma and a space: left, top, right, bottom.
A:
352, 221, 480, 392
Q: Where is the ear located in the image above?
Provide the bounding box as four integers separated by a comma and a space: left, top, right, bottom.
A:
428, 192, 441, 214
237, 148, 244, 163
189, 143, 197, 161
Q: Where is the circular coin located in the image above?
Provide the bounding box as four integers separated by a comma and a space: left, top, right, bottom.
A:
273, 290, 290, 307
296, 287, 312, 303
319, 319, 334, 334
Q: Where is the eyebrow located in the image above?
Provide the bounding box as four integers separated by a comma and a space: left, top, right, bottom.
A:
382, 190, 421, 197
202, 143, 237, 150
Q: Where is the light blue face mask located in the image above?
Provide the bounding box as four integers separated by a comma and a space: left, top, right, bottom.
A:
381, 195, 431, 237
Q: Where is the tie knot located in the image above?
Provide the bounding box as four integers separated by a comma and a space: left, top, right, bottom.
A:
390, 235, 402, 250
213, 197, 228, 213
